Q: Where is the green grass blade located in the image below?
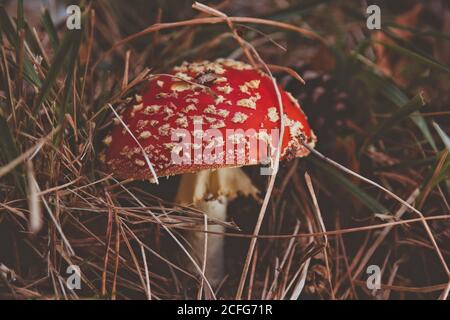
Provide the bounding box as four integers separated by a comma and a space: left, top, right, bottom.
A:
33, 29, 82, 115
40, 8, 59, 50
433, 122, 450, 153
417, 153, 450, 207
0, 108, 25, 195
362, 93, 425, 151
59, 31, 82, 125
15, 0, 25, 97
0, 6, 18, 45
358, 70, 437, 151
16, 0, 24, 31
23, 22, 48, 69
0, 6, 41, 87
385, 22, 450, 42
419, 124, 450, 206
307, 158, 388, 214
375, 40, 450, 76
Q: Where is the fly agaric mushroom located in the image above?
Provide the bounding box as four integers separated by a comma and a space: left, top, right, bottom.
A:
103, 59, 316, 286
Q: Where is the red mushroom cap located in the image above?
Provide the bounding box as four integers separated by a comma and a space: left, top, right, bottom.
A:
103, 59, 316, 180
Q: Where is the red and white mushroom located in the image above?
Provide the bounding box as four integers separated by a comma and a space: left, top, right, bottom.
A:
103, 59, 316, 285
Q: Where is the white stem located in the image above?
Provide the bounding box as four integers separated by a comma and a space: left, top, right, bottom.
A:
175, 168, 258, 287
193, 196, 227, 286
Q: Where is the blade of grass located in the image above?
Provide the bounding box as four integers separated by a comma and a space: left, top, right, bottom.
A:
24, 22, 48, 69
16, 0, 24, 30
0, 109, 25, 195
307, 157, 388, 214
416, 150, 449, 209
362, 93, 425, 152
385, 22, 450, 42
375, 40, 450, 76
40, 8, 59, 50
15, 0, 25, 98
0, 6, 41, 87
33, 28, 82, 115
0, 46, 14, 117
431, 122, 450, 199
358, 69, 437, 151
433, 122, 450, 153
55, 30, 83, 144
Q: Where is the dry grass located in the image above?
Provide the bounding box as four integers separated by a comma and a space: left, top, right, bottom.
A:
0, 0, 449, 300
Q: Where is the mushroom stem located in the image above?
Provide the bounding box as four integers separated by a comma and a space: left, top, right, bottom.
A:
175, 168, 258, 286
189, 196, 227, 286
